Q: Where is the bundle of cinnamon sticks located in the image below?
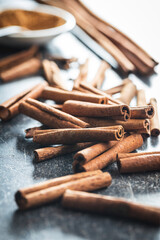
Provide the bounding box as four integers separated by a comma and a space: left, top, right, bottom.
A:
0, 40, 159, 226
9, 62, 159, 224
36, 0, 158, 75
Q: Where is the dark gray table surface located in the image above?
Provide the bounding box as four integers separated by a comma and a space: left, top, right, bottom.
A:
0, 1, 160, 240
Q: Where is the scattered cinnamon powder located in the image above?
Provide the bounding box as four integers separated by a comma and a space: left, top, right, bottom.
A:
0, 9, 66, 30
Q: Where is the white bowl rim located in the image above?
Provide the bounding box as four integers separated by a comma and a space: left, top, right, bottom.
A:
0, 0, 76, 39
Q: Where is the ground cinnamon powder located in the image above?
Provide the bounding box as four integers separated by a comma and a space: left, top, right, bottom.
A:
0, 9, 66, 30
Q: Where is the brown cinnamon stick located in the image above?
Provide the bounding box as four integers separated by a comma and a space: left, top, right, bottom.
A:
104, 79, 131, 95
0, 57, 41, 82
15, 172, 112, 209
117, 82, 137, 105
34, 142, 94, 162
63, 100, 130, 121
90, 61, 110, 88
117, 153, 160, 173
33, 127, 123, 145
130, 106, 154, 119
78, 81, 121, 105
78, 117, 150, 134
81, 134, 143, 171
117, 151, 160, 160
19, 99, 87, 129
73, 58, 89, 90
26, 98, 88, 128
42, 59, 68, 90
137, 89, 147, 106
0, 45, 38, 73
0, 81, 48, 121
73, 141, 117, 172
149, 98, 160, 136
62, 190, 160, 225
41, 86, 106, 104
25, 125, 47, 138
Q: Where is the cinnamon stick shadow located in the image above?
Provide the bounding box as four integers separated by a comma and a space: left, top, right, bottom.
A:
9, 202, 159, 240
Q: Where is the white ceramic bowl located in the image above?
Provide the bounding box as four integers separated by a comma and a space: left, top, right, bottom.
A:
0, 0, 76, 46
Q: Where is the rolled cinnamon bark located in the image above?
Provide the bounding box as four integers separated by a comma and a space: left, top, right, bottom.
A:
0, 58, 41, 82
104, 79, 131, 95
117, 153, 160, 173
42, 59, 68, 90
26, 98, 89, 128
73, 141, 117, 172
15, 172, 112, 209
16, 170, 102, 196
130, 106, 154, 119
117, 151, 160, 160
137, 89, 147, 106
63, 100, 130, 121
79, 81, 121, 105
0, 45, 38, 73
33, 127, 123, 145
41, 86, 106, 104
25, 125, 46, 138
62, 190, 160, 225
19, 101, 83, 129
90, 61, 110, 88
73, 58, 89, 89
81, 134, 143, 171
34, 142, 94, 162
149, 98, 160, 136
0, 81, 48, 121
78, 117, 150, 133
117, 82, 137, 105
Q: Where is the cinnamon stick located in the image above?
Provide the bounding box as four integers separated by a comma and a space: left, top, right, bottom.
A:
73, 141, 117, 172
117, 153, 160, 173
42, 59, 68, 90
78, 117, 150, 134
116, 43, 153, 75
33, 126, 123, 145
25, 125, 47, 138
62, 190, 160, 225
34, 142, 94, 162
104, 79, 131, 95
15, 172, 112, 209
117, 151, 160, 160
78, 81, 121, 105
19, 100, 87, 129
0, 81, 48, 121
90, 61, 110, 88
0, 45, 38, 73
117, 82, 137, 105
63, 100, 130, 121
0, 57, 41, 82
130, 106, 155, 119
26, 98, 89, 128
137, 89, 147, 106
81, 134, 143, 171
149, 98, 160, 136
73, 58, 89, 90
41, 86, 106, 104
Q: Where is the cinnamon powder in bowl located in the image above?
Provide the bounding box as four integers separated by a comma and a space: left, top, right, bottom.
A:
0, 0, 76, 46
